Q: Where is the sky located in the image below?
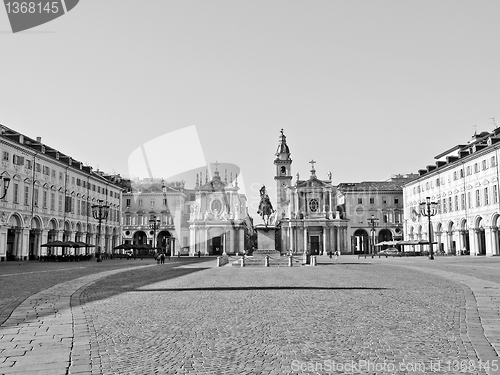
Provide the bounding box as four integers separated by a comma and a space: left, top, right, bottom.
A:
1, 1, 500, 218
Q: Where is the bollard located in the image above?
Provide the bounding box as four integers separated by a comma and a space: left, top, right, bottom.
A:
288, 255, 293, 267
240, 256, 245, 267
311, 255, 317, 266
217, 256, 221, 267
264, 255, 269, 267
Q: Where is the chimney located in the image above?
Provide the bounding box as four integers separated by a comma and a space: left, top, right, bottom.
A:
36, 137, 42, 143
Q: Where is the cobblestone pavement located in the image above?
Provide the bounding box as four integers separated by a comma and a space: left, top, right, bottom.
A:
1, 255, 500, 374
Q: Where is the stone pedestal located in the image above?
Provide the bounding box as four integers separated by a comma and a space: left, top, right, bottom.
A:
255, 225, 276, 251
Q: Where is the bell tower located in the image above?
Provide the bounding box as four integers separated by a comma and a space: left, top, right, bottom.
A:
274, 129, 292, 219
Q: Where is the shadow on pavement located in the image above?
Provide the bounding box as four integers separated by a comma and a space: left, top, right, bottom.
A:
133, 286, 388, 292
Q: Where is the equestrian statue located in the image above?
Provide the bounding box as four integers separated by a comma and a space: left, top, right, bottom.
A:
257, 185, 275, 227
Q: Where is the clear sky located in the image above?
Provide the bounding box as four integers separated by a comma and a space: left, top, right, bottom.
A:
1, 1, 499, 218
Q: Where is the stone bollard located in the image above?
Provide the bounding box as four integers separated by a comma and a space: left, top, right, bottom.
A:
288, 255, 293, 267
217, 256, 221, 267
311, 256, 317, 266
240, 256, 245, 267
264, 255, 269, 267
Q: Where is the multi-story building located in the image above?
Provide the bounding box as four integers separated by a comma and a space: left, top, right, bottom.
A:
122, 166, 253, 256
336, 175, 418, 255
0, 124, 123, 261
403, 129, 500, 256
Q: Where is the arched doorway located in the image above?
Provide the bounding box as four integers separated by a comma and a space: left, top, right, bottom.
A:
29, 216, 42, 260
352, 229, 368, 255
7, 214, 23, 261
157, 230, 172, 255
378, 229, 392, 243
208, 228, 224, 255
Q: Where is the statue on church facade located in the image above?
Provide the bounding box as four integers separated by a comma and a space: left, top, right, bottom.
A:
257, 185, 275, 227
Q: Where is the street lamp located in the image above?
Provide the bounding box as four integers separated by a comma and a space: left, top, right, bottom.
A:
367, 214, 379, 259
92, 199, 109, 262
0, 176, 11, 199
419, 197, 438, 260
149, 215, 160, 253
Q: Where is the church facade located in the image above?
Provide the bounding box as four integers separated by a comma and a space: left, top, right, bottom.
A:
122, 166, 252, 257
274, 130, 349, 255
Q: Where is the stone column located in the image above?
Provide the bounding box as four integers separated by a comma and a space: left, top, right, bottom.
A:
469, 229, 479, 257
485, 226, 495, 256
303, 226, 308, 253
322, 227, 327, 255
189, 225, 196, 256
492, 227, 499, 256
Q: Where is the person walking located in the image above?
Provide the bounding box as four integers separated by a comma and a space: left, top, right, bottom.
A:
334, 250, 339, 261
160, 252, 165, 264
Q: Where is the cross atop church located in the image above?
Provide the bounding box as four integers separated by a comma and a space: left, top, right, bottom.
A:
309, 159, 316, 177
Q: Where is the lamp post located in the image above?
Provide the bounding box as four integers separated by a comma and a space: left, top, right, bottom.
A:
149, 215, 160, 253
92, 199, 109, 262
0, 176, 11, 199
368, 214, 379, 259
419, 197, 438, 260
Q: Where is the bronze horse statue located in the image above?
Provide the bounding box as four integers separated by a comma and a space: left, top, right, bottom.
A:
257, 185, 275, 227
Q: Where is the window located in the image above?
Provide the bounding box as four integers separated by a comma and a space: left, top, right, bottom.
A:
309, 198, 319, 212
474, 163, 479, 173
126, 215, 131, 225
357, 198, 362, 204
126, 199, 131, 208
442, 198, 447, 213
51, 192, 55, 210
436, 178, 440, 187
51, 169, 55, 178
482, 160, 487, 170
494, 185, 499, 204
394, 211, 400, 223
459, 169, 464, 178
383, 214, 388, 223
484, 187, 489, 205
13, 155, 24, 166
76, 178, 81, 186
369, 197, 374, 204
59, 194, 63, 212
43, 190, 47, 208
382, 197, 387, 204
468, 192, 472, 209
43, 166, 50, 175
36, 163, 41, 172
77, 199, 81, 215
13, 183, 19, 203
138, 199, 142, 207
150, 200, 155, 208
59, 172, 63, 181
2, 151, 9, 161
455, 196, 459, 211
163, 198, 167, 206
476, 190, 480, 207
97, 186, 100, 193
448, 197, 452, 212
34, 188, 39, 207
25, 159, 32, 169
394, 198, 399, 204
24, 186, 29, 205
453, 171, 457, 180
467, 166, 471, 176
492, 156, 497, 167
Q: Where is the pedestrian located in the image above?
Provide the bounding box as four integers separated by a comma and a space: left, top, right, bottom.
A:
197, 250, 201, 258
177, 250, 180, 258
329, 251, 332, 259
160, 252, 165, 264
334, 250, 339, 261
156, 253, 161, 265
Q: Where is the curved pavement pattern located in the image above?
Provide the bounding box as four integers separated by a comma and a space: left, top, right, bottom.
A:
0, 257, 499, 375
